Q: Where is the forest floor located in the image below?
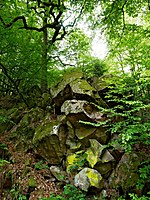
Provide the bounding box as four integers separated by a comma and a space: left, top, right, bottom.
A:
0, 130, 64, 200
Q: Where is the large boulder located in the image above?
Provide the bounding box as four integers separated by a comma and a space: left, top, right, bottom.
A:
94, 150, 115, 179
109, 153, 140, 190
75, 125, 110, 145
61, 100, 106, 128
33, 121, 67, 164
74, 168, 104, 191
75, 125, 96, 140
52, 71, 108, 114
94, 162, 113, 179
88, 75, 109, 92
51, 71, 83, 99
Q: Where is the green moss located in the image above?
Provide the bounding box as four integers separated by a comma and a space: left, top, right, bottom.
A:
70, 79, 94, 95
28, 176, 37, 188
33, 121, 59, 144
63, 71, 83, 83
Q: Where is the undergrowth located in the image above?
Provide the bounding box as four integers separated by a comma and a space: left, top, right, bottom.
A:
40, 184, 86, 200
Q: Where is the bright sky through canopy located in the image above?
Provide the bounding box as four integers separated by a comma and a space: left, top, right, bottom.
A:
91, 34, 108, 59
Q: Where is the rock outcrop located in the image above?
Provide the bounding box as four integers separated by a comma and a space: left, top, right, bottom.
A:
32, 71, 140, 194
1, 71, 148, 198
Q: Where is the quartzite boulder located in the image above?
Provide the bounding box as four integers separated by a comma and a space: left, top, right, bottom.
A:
33, 121, 67, 164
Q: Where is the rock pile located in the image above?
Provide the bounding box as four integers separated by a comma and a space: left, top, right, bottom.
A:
32, 71, 142, 195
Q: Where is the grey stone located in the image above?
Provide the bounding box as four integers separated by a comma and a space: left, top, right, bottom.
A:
74, 168, 104, 191
33, 121, 67, 164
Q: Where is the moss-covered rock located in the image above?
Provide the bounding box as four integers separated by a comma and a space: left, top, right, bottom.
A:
94, 126, 110, 145
61, 100, 87, 116
85, 139, 104, 168
33, 121, 67, 164
61, 100, 107, 128
66, 150, 85, 172
74, 168, 104, 191
94, 162, 113, 179
75, 126, 96, 140
52, 71, 108, 114
50, 166, 67, 182
109, 153, 140, 190
101, 150, 115, 163
70, 79, 95, 97
11, 107, 44, 138
51, 71, 83, 99
65, 124, 81, 150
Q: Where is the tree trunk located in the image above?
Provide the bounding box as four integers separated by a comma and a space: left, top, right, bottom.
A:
41, 15, 48, 93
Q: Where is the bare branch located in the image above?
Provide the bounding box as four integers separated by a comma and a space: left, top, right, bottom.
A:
0, 15, 59, 31
48, 55, 75, 67
0, 62, 29, 106
65, 5, 84, 29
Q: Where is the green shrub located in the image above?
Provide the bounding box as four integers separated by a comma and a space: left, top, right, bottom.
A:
10, 187, 27, 200
136, 160, 150, 190
67, 152, 87, 173
34, 160, 49, 170
118, 193, 150, 200
40, 184, 86, 200
95, 74, 150, 151
0, 159, 10, 167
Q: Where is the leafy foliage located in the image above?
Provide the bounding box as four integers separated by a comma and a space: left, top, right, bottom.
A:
34, 160, 49, 170
118, 192, 150, 200
40, 184, 86, 200
0, 159, 10, 167
100, 74, 150, 151
136, 160, 150, 190
67, 152, 87, 173
10, 187, 27, 200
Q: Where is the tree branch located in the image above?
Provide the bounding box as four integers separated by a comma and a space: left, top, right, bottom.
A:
0, 62, 29, 107
48, 55, 75, 67
0, 15, 58, 31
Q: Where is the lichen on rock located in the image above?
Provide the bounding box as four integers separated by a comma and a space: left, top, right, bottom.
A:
74, 168, 104, 191
85, 139, 104, 168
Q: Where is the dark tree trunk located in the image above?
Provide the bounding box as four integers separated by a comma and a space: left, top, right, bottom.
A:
41, 15, 48, 93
